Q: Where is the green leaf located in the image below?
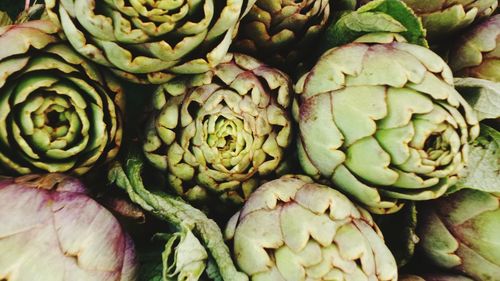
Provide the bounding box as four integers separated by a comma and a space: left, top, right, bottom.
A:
452, 125, 500, 193
108, 148, 249, 281
159, 226, 208, 281
320, 0, 427, 51
454, 77, 500, 122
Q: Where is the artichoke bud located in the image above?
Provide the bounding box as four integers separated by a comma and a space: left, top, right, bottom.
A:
0, 20, 124, 176
233, 0, 331, 70
144, 53, 293, 205
359, 0, 498, 42
295, 38, 479, 213
225, 175, 398, 281
45, 0, 257, 84
417, 189, 500, 281
0, 174, 138, 281
449, 14, 500, 82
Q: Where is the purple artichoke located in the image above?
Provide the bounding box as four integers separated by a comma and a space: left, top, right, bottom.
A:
0, 174, 138, 281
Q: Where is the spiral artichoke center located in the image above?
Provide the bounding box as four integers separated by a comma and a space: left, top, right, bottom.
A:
27, 94, 78, 145
46, 109, 66, 128
207, 118, 239, 153
424, 134, 447, 151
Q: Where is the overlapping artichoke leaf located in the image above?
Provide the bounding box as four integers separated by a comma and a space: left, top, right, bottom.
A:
359, 0, 498, 42
143, 53, 293, 205
232, 0, 331, 70
448, 14, 500, 82
404, 0, 498, 42
136, 225, 213, 281
0, 173, 138, 281
45, 0, 256, 84
294, 37, 479, 214
225, 175, 398, 281
320, 0, 428, 52
0, 20, 124, 176
108, 148, 249, 281
416, 188, 500, 280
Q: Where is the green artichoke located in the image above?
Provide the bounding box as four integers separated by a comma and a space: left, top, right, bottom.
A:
359, 0, 498, 41
0, 20, 124, 176
294, 38, 479, 213
143, 53, 293, 204
45, 0, 256, 84
449, 14, 500, 82
232, 0, 331, 69
417, 189, 500, 281
225, 175, 398, 281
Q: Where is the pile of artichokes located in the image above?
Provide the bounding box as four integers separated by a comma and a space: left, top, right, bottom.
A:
0, 0, 498, 280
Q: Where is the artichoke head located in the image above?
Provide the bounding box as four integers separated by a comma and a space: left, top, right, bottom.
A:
0, 174, 137, 281
294, 38, 479, 214
45, 0, 257, 84
143, 53, 293, 205
233, 0, 331, 69
359, 0, 498, 41
449, 14, 500, 82
417, 189, 500, 281
225, 175, 398, 281
0, 21, 124, 176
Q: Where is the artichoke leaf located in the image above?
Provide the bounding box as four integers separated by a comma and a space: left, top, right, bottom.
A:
108, 148, 249, 281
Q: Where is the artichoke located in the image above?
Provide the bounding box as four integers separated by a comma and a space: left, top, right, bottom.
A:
417, 189, 500, 281
359, 0, 498, 41
225, 175, 398, 281
0, 20, 124, 176
449, 14, 500, 82
45, 0, 256, 84
143, 53, 293, 204
0, 173, 137, 281
294, 38, 479, 213
232, 0, 331, 69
